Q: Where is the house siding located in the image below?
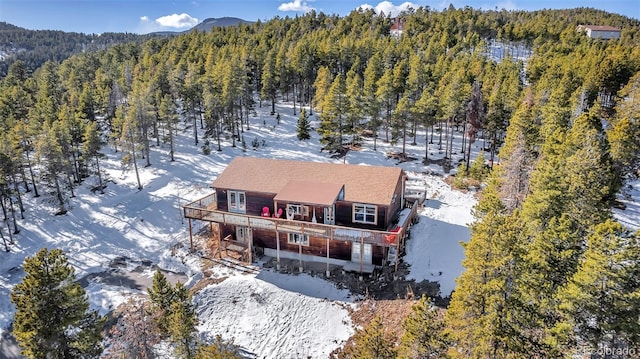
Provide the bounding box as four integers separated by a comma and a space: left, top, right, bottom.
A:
219, 224, 386, 265
200, 158, 407, 269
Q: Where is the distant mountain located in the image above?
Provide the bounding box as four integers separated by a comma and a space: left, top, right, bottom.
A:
188, 17, 253, 32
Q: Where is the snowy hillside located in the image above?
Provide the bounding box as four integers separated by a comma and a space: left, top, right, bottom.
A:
5, 97, 609, 357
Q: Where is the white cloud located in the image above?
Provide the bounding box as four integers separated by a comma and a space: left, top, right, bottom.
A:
154, 13, 199, 29
358, 1, 419, 17
140, 16, 149, 22
278, 0, 315, 13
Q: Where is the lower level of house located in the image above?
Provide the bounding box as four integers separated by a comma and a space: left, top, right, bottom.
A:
219, 223, 392, 273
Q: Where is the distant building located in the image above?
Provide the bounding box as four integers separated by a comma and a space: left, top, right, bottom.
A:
390, 17, 405, 37
577, 25, 621, 40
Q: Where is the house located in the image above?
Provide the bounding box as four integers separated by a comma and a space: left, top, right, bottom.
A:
183, 157, 422, 274
576, 25, 621, 40
390, 17, 405, 38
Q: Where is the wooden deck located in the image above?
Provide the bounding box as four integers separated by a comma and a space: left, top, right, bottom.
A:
184, 191, 420, 273
184, 192, 406, 248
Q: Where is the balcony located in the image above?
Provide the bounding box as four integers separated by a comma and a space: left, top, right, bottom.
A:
183, 192, 408, 248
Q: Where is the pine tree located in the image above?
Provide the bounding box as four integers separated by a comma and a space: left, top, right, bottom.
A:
397, 295, 446, 359
445, 180, 529, 357
464, 80, 485, 171
158, 94, 179, 161
147, 269, 175, 335
297, 107, 311, 140
363, 52, 383, 150
341, 316, 396, 359
313, 66, 333, 115
168, 283, 198, 359
82, 121, 105, 194
345, 66, 364, 146
195, 335, 242, 359
35, 122, 68, 214
376, 67, 395, 143
10, 248, 104, 359
318, 73, 346, 153
468, 151, 487, 182
555, 220, 640, 353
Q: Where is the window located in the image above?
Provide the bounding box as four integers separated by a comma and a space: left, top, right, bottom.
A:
353, 204, 377, 224
287, 233, 309, 246
286, 204, 309, 219
228, 191, 246, 213
324, 206, 335, 225
287, 204, 302, 216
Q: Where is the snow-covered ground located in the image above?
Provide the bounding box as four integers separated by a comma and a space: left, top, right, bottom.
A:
2, 98, 634, 357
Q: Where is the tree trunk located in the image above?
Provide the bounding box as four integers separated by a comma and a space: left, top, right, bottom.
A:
466, 135, 473, 172
293, 83, 297, 116
9, 197, 19, 234
129, 130, 143, 191
95, 155, 104, 194
438, 120, 443, 151
25, 150, 39, 197
169, 124, 175, 162
424, 130, 429, 164
53, 172, 66, 214
11, 176, 25, 216
193, 111, 198, 146
461, 120, 467, 154
67, 172, 75, 198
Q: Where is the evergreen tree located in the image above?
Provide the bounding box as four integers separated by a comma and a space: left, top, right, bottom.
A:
445, 180, 528, 358
345, 66, 365, 146
195, 335, 242, 359
468, 150, 488, 182
168, 283, 198, 359
318, 73, 346, 153
296, 107, 311, 140
82, 121, 105, 194
609, 72, 640, 179
35, 122, 68, 214
147, 269, 175, 335
555, 220, 640, 353
313, 66, 333, 114
363, 52, 383, 150
376, 67, 395, 143
341, 316, 396, 359
158, 94, 179, 162
10, 248, 104, 359
397, 295, 446, 359
464, 80, 485, 171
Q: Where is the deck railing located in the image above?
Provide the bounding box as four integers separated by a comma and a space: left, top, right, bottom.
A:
183, 193, 402, 248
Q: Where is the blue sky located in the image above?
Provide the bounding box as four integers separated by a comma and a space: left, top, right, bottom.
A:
0, 0, 638, 34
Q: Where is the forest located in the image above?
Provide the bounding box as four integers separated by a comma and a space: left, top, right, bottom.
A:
0, 21, 152, 77
1, 5, 640, 358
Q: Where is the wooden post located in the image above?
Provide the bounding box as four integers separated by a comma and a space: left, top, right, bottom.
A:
188, 218, 194, 253
394, 229, 401, 273
298, 226, 304, 273
247, 218, 252, 264
360, 233, 364, 274
326, 231, 331, 277
275, 223, 280, 270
